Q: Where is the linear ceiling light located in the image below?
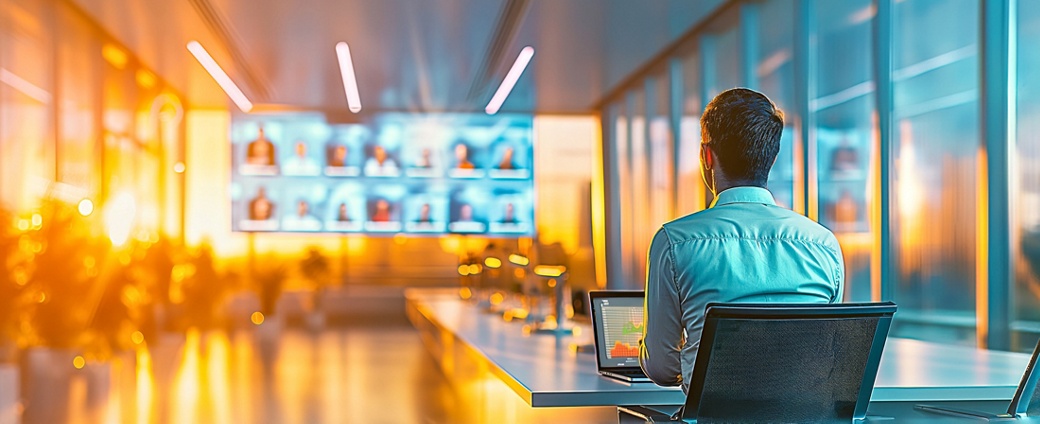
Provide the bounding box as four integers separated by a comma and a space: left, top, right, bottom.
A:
0, 68, 51, 103
485, 46, 534, 115
335, 42, 362, 113
186, 40, 253, 113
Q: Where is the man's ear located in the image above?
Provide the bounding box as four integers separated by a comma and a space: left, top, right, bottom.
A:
700, 144, 714, 169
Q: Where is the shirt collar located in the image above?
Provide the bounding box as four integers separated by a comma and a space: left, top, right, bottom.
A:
709, 186, 776, 208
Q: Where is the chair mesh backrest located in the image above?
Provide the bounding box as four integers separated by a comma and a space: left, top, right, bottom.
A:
694, 316, 880, 423
1027, 382, 1040, 415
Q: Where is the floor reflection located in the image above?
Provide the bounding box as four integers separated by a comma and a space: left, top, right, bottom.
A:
22, 322, 462, 424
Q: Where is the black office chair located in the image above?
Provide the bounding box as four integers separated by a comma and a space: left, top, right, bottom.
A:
620, 302, 896, 423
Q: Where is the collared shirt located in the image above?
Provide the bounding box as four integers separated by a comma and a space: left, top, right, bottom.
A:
638, 186, 844, 392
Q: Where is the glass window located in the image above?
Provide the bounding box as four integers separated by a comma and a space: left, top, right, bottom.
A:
611, 102, 636, 288
702, 18, 742, 99
647, 71, 674, 225
628, 90, 650, 284
811, 0, 877, 302
56, 6, 99, 202
890, 0, 980, 345
1013, 0, 1040, 348
0, 0, 56, 211
753, 0, 797, 210
677, 48, 705, 216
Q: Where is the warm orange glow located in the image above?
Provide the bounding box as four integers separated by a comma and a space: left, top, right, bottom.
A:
513, 268, 525, 279
102, 43, 129, 69
136, 348, 155, 424
976, 148, 989, 347
489, 292, 505, 305
104, 192, 138, 247
467, 264, 481, 275
503, 308, 528, 322
136, 69, 157, 89
393, 233, 407, 245
547, 279, 557, 288
534, 265, 566, 278
173, 162, 186, 174
458, 265, 470, 276
16, 219, 28, 232
172, 329, 201, 424
459, 287, 472, 299
206, 333, 233, 424
484, 257, 502, 269
131, 331, 145, 345
508, 254, 529, 266
250, 311, 265, 325
73, 355, 85, 369
78, 198, 94, 216
869, 112, 882, 301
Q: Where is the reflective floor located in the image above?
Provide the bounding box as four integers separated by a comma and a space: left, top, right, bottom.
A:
14, 321, 465, 424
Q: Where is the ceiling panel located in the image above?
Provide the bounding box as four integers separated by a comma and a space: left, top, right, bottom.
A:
67, 0, 721, 113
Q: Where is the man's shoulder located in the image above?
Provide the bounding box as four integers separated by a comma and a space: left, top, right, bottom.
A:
660, 205, 840, 248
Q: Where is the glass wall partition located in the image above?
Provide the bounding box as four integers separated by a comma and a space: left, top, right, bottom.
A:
889, 0, 981, 345
676, 47, 705, 216
0, 0, 55, 210
1013, 0, 1040, 349
599, 0, 1033, 349
626, 90, 650, 286
752, 0, 797, 210
0, 0, 185, 240
811, 0, 877, 302
647, 70, 674, 225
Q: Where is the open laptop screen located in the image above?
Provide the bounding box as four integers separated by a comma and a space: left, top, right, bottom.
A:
590, 292, 645, 369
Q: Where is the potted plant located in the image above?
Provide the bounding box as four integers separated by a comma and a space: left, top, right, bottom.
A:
0, 208, 27, 424
300, 247, 332, 329
21, 198, 109, 423
253, 255, 287, 339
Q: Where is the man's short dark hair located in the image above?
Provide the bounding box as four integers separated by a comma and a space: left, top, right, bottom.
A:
700, 88, 785, 185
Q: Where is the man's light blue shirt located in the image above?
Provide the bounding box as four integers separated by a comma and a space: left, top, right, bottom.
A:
638, 186, 845, 392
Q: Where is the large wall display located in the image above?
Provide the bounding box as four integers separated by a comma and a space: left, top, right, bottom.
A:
230, 113, 535, 236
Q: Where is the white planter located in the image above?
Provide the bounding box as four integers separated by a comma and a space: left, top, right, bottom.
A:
0, 363, 18, 424
22, 348, 77, 424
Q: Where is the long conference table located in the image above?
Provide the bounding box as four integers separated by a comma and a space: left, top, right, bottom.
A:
405, 288, 1034, 422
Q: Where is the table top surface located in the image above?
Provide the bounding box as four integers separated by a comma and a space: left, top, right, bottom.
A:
406, 289, 1031, 408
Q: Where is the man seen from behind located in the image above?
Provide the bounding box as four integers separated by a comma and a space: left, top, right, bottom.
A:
639, 88, 845, 393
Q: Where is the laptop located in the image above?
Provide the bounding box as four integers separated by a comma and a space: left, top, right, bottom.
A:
588, 290, 652, 383
915, 337, 1040, 420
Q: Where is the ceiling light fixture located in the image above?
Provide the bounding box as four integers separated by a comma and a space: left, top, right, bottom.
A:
485, 46, 534, 115
335, 42, 362, 113
0, 68, 51, 103
186, 40, 253, 113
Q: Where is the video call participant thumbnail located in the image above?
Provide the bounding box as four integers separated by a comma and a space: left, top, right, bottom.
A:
448, 203, 486, 233
365, 198, 402, 232
283, 141, 321, 176
364, 146, 400, 176
249, 187, 275, 220
326, 144, 360, 177
245, 126, 277, 166
328, 145, 349, 167
240, 186, 279, 232
282, 199, 321, 231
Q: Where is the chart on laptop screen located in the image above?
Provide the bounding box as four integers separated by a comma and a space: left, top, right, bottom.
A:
602, 306, 644, 359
